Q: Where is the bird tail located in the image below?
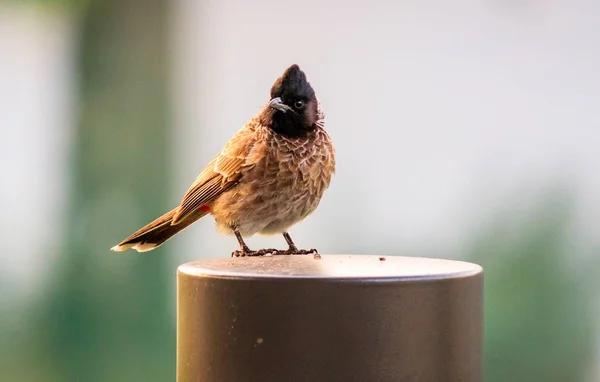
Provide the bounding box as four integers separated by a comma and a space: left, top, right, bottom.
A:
110, 207, 208, 253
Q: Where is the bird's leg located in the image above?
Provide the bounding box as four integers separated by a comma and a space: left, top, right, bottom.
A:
283, 232, 299, 252
231, 229, 278, 257
232, 229, 251, 257
281, 232, 318, 255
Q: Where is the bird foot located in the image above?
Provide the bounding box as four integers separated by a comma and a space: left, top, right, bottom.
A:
231, 248, 279, 257
231, 248, 318, 257
273, 248, 318, 256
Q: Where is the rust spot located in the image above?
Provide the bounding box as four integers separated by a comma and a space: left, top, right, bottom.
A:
379, 257, 386, 261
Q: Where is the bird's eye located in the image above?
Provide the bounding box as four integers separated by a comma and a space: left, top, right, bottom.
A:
294, 100, 305, 109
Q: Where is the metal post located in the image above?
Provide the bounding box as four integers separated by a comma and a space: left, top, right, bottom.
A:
177, 255, 483, 382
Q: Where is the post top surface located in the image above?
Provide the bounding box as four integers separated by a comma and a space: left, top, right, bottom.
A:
178, 254, 482, 281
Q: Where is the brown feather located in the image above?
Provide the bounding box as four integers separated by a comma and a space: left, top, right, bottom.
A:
171, 125, 259, 225
111, 208, 208, 252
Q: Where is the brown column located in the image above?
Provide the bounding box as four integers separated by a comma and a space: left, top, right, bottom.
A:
177, 255, 483, 382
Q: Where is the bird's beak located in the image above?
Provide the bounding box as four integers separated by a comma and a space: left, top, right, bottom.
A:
269, 97, 293, 113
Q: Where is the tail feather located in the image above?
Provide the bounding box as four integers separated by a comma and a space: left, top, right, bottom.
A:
111, 207, 207, 252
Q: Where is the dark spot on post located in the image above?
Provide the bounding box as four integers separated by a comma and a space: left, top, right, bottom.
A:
379, 257, 386, 261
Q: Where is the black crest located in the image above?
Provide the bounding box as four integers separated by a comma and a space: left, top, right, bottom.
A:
270, 64, 316, 102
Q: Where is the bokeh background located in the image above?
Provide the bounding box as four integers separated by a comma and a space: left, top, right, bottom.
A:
1, 0, 599, 380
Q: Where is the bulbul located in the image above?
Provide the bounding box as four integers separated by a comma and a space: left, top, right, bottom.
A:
111, 64, 335, 256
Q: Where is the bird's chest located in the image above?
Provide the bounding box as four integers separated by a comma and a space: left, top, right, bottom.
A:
211, 129, 334, 235
244, 137, 329, 208
258, 150, 314, 199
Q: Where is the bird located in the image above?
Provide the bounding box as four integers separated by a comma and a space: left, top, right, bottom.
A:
111, 64, 335, 257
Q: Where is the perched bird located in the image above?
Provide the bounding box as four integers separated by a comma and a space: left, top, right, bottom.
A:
111, 64, 335, 256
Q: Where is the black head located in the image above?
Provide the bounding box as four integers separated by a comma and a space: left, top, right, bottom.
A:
263, 65, 320, 137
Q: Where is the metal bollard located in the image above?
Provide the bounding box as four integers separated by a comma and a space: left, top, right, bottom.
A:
177, 254, 483, 382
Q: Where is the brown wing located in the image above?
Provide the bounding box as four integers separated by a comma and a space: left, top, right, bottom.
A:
171, 126, 256, 225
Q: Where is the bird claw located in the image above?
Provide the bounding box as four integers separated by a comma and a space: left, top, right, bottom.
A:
284, 248, 318, 255
231, 248, 318, 257
272, 248, 318, 256
231, 248, 279, 257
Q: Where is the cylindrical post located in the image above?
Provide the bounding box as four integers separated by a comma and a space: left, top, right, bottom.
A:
177, 255, 483, 382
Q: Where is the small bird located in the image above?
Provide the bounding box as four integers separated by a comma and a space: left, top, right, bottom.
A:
111, 64, 335, 256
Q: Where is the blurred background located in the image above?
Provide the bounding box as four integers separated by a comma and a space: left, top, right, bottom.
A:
1, 0, 599, 380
